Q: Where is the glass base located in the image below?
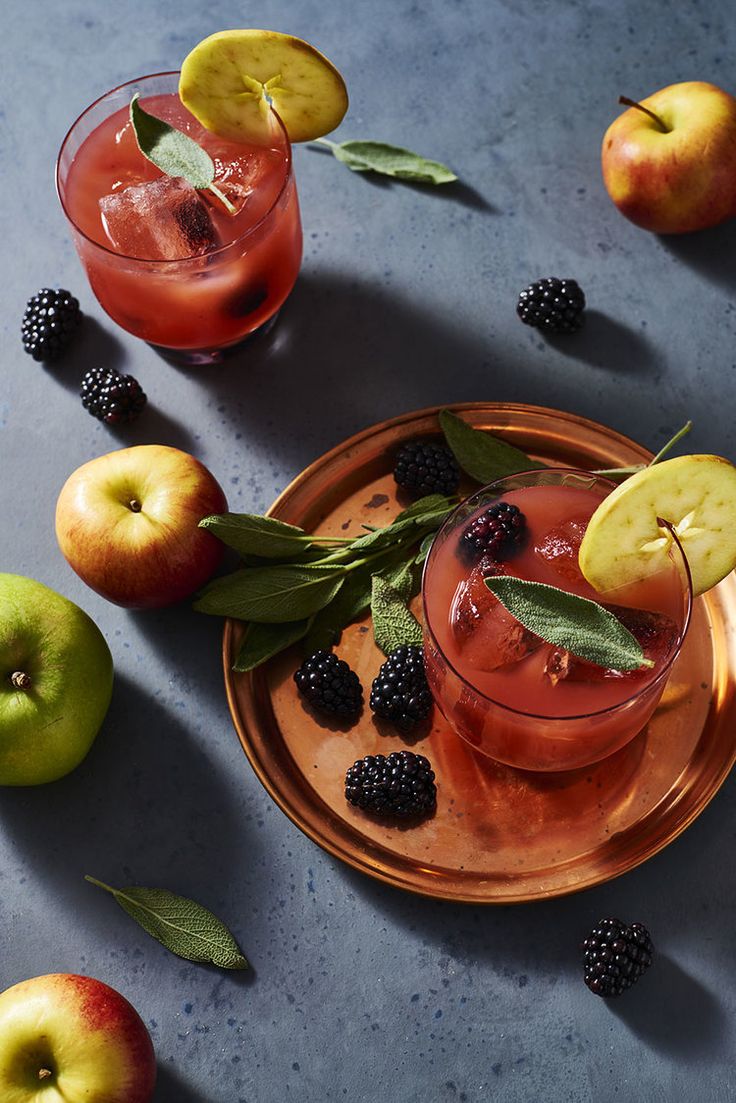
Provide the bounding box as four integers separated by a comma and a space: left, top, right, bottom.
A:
148, 311, 280, 366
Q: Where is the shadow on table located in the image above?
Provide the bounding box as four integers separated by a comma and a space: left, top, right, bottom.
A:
659, 218, 736, 292
546, 310, 657, 375
155, 1063, 210, 1103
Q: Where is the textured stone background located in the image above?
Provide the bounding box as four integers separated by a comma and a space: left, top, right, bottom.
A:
2, 0, 735, 1100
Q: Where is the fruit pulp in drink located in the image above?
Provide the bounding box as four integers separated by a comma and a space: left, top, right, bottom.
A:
60, 91, 302, 351
422, 480, 689, 771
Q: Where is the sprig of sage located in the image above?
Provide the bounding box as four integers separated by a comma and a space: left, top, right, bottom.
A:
312, 138, 457, 185
129, 94, 235, 213
439, 409, 544, 483
85, 876, 247, 970
371, 576, 423, 655
484, 577, 652, 671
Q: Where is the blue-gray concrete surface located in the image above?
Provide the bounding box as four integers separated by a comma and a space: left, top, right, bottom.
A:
2, 0, 736, 1099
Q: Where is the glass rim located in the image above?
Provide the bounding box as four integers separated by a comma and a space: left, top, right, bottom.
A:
55, 71, 294, 266
421, 467, 694, 722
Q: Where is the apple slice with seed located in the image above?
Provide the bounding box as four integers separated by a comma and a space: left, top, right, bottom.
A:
179, 29, 348, 145
579, 455, 736, 596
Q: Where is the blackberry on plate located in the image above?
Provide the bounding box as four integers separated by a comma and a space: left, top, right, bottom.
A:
21, 288, 81, 361
582, 917, 654, 998
460, 501, 526, 563
345, 750, 437, 818
80, 368, 147, 425
294, 650, 363, 719
516, 277, 585, 334
393, 440, 460, 497
370, 644, 433, 730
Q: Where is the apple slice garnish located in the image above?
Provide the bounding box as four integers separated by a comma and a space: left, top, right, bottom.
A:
179, 29, 349, 145
579, 455, 736, 597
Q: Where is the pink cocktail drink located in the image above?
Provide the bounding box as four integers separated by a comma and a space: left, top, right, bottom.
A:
423, 470, 691, 771
57, 73, 302, 363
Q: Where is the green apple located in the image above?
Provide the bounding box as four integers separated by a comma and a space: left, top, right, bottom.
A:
0, 973, 155, 1102
602, 81, 736, 233
0, 574, 113, 785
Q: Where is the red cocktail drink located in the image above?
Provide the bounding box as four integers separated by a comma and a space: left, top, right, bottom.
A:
57, 73, 302, 364
423, 470, 691, 771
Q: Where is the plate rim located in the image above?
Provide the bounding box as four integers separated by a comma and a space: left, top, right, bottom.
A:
222, 402, 736, 904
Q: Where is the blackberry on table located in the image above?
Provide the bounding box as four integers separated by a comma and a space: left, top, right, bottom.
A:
370, 644, 433, 731
345, 750, 437, 818
294, 650, 363, 720
582, 917, 654, 998
393, 440, 460, 497
516, 277, 585, 334
80, 368, 147, 425
460, 501, 526, 563
21, 288, 81, 361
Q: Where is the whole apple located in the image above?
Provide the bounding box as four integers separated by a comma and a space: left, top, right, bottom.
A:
602, 81, 736, 233
0, 574, 113, 785
55, 444, 227, 608
0, 973, 155, 1102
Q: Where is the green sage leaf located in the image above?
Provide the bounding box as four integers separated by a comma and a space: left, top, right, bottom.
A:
375, 557, 416, 602
349, 517, 419, 552
483, 577, 651, 672
130, 94, 215, 189
200, 512, 314, 559
415, 532, 437, 566
394, 494, 456, 523
315, 138, 457, 185
234, 619, 311, 672
371, 576, 424, 655
194, 564, 345, 623
302, 568, 374, 653
85, 876, 247, 970
439, 410, 545, 484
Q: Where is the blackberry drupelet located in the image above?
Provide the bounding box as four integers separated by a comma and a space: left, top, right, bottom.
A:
21, 288, 81, 361
345, 750, 437, 818
516, 277, 585, 334
369, 644, 433, 730
582, 917, 654, 998
294, 650, 363, 719
80, 368, 147, 425
460, 501, 526, 563
393, 440, 460, 497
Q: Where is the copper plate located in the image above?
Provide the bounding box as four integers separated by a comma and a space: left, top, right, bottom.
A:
223, 404, 736, 903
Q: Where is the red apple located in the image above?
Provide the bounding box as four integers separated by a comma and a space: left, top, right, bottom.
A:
601, 81, 736, 233
0, 973, 156, 1102
55, 444, 227, 608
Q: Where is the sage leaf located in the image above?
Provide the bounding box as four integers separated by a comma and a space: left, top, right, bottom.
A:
483, 577, 652, 672
350, 517, 419, 553
129, 95, 234, 212
85, 876, 247, 970
394, 494, 456, 523
314, 138, 457, 185
234, 619, 311, 672
439, 409, 545, 484
415, 532, 437, 566
371, 576, 424, 655
303, 568, 374, 653
194, 564, 345, 623
200, 512, 315, 559
375, 557, 416, 602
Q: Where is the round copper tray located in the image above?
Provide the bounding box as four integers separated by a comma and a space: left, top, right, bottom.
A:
223, 403, 736, 903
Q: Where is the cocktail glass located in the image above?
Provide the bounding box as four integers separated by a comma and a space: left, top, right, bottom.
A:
56, 73, 302, 365
422, 469, 692, 772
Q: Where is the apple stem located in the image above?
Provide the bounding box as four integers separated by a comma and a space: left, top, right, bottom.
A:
128, 499, 142, 513
618, 95, 670, 133
38, 1069, 52, 1080
10, 671, 31, 690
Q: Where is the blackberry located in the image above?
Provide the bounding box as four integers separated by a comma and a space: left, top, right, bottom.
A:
460, 501, 526, 563
582, 917, 654, 998
21, 288, 81, 361
294, 650, 363, 719
370, 644, 433, 730
393, 440, 460, 497
516, 277, 585, 334
345, 750, 437, 818
80, 368, 147, 425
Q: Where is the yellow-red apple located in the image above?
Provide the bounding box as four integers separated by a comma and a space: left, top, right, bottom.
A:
55, 444, 227, 608
0, 973, 155, 1102
602, 81, 736, 233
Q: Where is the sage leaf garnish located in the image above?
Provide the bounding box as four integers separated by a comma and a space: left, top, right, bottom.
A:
440, 409, 545, 484
394, 494, 457, 523
376, 557, 416, 603
313, 138, 457, 185
371, 576, 424, 655
129, 94, 235, 213
194, 564, 345, 622
199, 513, 318, 559
483, 577, 653, 672
85, 876, 247, 970
302, 569, 374, 653
235, 619, 311, 672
